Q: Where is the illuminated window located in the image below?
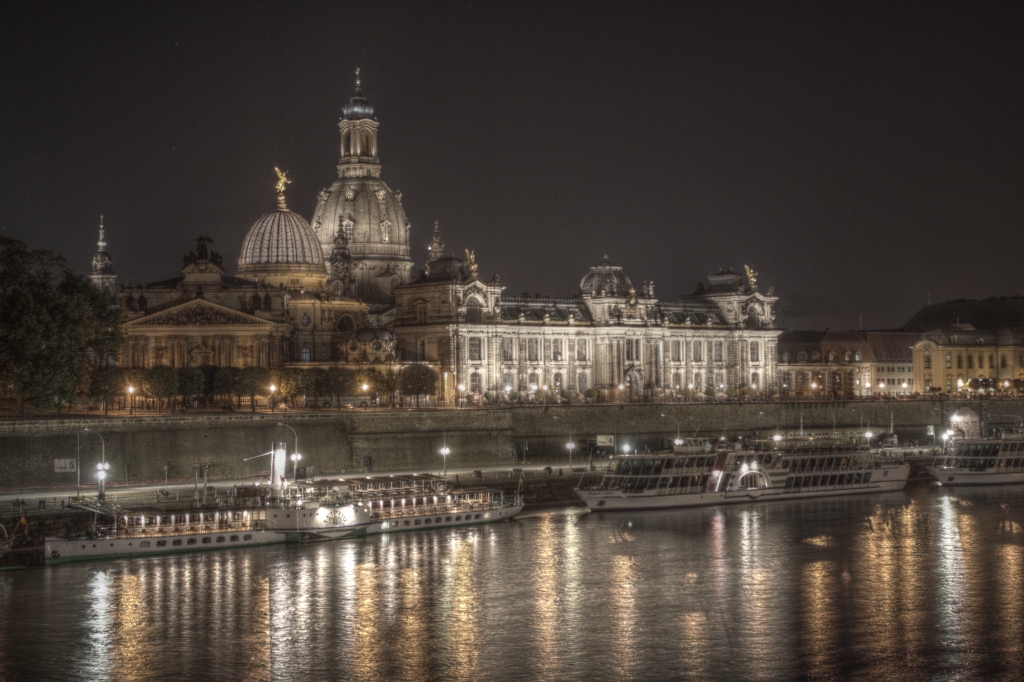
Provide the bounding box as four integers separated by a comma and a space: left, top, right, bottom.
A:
946, 353, 952, 369
671, 340, 681, 362
924, 354, 932, 369
552, 339, 563, 361
750, 342, 760, 363
470, 372, 482, 394
693, 341, 704, 362
528, 339, 539, 361
714, 341, 723, 362
576, 339, 588, 362
468, 337, 482, 361
501, 338, 514, 362
301, 347, 311, 363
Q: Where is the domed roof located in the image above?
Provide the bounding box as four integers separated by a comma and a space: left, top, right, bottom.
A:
353, 326, 393, 343
580, 256, 633, 297
342, 68, 375, 120
237, 194, 327, 280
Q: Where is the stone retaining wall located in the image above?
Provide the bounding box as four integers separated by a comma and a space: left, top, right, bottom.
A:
2, 399, 1021, 489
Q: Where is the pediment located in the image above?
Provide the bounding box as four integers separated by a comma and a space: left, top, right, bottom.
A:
127, 299, 272, 328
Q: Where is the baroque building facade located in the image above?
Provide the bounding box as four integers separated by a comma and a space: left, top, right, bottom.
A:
777, 330, 919, 398
117, 188, 378, 370
392, 225, 780, 402
309, 69, 414, 319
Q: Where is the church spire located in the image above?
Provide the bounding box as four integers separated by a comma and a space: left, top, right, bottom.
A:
90, 215, 117, 298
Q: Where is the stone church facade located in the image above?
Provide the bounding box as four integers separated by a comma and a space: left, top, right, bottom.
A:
94, 72, 781, 397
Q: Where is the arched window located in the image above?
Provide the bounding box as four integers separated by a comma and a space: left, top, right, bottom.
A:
989, 354, 995, 369
300, 347, 311, 363
417, 339, 426, 361
337, 315, 355, 332
340, 218, 354, 243
957, 355, 963, 369
465, 299, 484, 324
379, 219, 392, 242
751, 372, 760, 388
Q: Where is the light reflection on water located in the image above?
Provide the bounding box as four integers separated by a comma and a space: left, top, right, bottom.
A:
1, 486, 1023, 681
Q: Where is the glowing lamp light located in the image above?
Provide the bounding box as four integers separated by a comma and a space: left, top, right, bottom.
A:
674, 438, 683, 445
362, 383, 369, 391
773, 434, 783, 442
128, 385, 134, 395
687, 383, 694, 390
618, 384, 625, 390
942, 433, 949, 442
865, 431, 874, 439
741, 463, 749, 473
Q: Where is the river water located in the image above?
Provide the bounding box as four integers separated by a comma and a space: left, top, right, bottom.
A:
1, 485, 1023, 681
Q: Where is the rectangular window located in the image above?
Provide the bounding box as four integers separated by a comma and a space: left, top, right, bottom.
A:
946, 353, 952, 369
416, 307, 427, 324
750, 341, 759, 363
714, 341, 723, 363
578, 373, 588, 391
625, 339, 634, 361
552, 339, 563, 361
693, 341, 704, 362
470, 372, 482, 393
528, 338, 539, 361
577, 339, 588, 362
501, 338, 514, 362
468, 337, 482, 361
671, 340, 681, 362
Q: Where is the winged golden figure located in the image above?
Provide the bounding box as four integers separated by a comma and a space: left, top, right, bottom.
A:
274, 167, 292, 194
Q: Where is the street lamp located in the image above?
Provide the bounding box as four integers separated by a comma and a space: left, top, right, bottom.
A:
269, 384, 276, 412
289, 452, 302, 481
277, 422, 302, 480
440, 434, 450, 477
661, 413, 682, 445
128, 385, 135, 415
84, 428, 107, 502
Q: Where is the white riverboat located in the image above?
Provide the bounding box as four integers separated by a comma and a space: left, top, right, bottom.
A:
927, 428, 1024, 486
46, 508, 286, 564
331, 474, 524, 533
576, 443, 909, 511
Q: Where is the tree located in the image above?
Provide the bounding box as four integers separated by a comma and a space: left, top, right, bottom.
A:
177, 367, 205, 408
214, 367, 242, 407
325, 367, 357, 408
145, 366, 179, 413
0, 237, 122, 415
238, 367, 272, 413
399, 364, 438, 408
196, 364, 219, 409
378, 368, 400, 407
309, 368, 329, 407
89, 365, 126, 416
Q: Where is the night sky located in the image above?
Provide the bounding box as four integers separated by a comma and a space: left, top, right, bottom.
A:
2, 2, 1022, 330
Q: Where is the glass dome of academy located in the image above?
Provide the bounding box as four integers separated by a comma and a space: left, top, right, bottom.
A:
99, 69, 782, 401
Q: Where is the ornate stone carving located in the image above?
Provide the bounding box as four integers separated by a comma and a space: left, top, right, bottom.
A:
344, 188, 356, 201
317, 189, 330, 203
135, 302, 266, 327
375, 188, 386, 202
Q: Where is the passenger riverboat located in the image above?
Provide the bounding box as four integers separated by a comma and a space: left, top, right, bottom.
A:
576, 443, 909, 511
330, 474, 524, 533
46, 507, 286, 564
927, 428, 1024, 486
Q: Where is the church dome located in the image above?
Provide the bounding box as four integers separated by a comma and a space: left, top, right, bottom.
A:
580, 257, 633, 297
237, 194, 327, 287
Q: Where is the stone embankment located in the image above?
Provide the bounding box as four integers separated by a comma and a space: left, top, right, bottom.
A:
2, 399, 1019, 490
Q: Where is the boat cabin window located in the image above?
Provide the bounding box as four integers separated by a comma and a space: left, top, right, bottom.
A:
172, 540, 182, 546
217, 537, 225, 543
244, 535, 252, 541
139, 541, 151, 548
187, 538, 197, 545
230, 536, 239, 542
156, 540, 167, 547
202, 537, 212, 544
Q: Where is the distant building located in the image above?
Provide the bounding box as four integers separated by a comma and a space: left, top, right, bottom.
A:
905, 297, 1024, 393
777, 330, 919, 397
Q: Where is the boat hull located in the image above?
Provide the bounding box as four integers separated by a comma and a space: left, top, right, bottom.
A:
369, 505, 524, 533
926, 468, 1024, 486
45, 529, 286, 564
576, 464, 910, 511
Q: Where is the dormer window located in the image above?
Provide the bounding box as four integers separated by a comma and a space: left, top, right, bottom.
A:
781, 352, 791, 362
340, 218, 354, 243
827, 352, 836, 362
797, 352, 808, 362
380, 219, 392, 242
845, 352, 851, 362
811, 352, 821, 362
854, 352, 862, 362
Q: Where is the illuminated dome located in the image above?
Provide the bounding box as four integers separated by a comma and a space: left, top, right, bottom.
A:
580, 257, 633, 297
237, 194, 327, 288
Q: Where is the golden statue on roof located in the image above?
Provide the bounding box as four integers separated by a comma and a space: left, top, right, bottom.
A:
465, 249, 478, 276
274, 167, 292, 195
744, 265, 758, 289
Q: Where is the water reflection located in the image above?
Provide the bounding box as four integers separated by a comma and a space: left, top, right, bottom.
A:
0, 487, 1023, 681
